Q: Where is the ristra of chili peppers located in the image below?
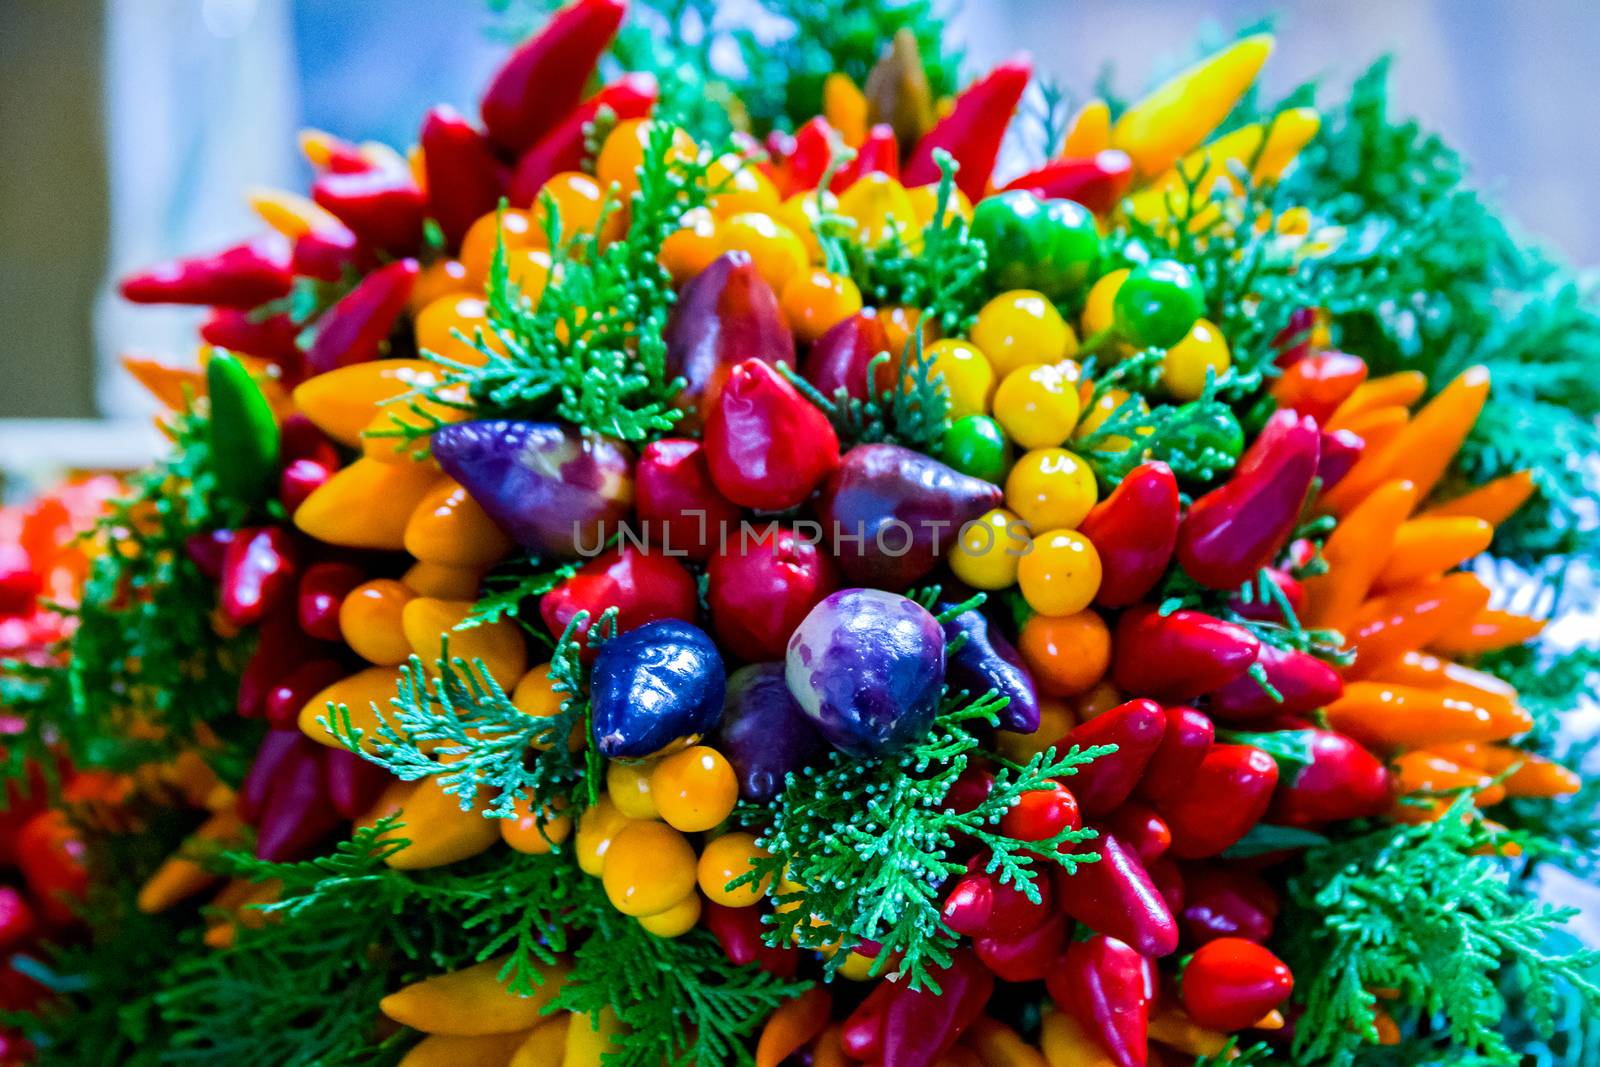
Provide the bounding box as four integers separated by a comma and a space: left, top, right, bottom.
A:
1079, 461, 1180, 608
311, 167, 427, 257
1046, 933, 1151, 1067
1179, 937, 1294, 1032
1054, 832, 1179, 958
120, 238, 292, 308
419, 105, 504, 249
1002, 149, 1136, 215
1177, 410, 1322, 590
1112, 607, 1260, 701
478, 0, 627, 155
305, 258, 419, 374
206, 352, 281, 506
507, 73, 658, 204
1058, 698, 1167, 818
902, 57, 1033, 201
1156, 744, 1278, 859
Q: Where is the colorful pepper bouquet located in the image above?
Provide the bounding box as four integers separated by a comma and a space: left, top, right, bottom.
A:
1, 2, 1597, 1065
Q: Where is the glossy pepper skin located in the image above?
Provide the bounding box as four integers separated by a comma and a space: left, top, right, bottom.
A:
1002, 149, 1136, 215
634, 438, 740, 561
1177, 410, 1322, 590
238, 606, 329, 718
479, 0, 626, 155
238, 732, 348, 862
120, 238, 291, 308
817, 444, 1001, 589
1112, 607, 1260, 701
1061, 698, 1167, 817
297, 561, 365, 642
1266, 728, 1391, 828
419, 105, 504, 249
1317, 427, 1364, 489
704, 900, 798, 977
590, 619, 726, 760
1054, 832, 1179, 958
974, 911, 1069, 982
902, 58, 1032, 201
431, 420, 633, 558
801, 310, 893, 403
842, 951, 993, 1067
664, 252, 795, 428
1207, 643, 1343, 722
201, 309, 304, 379
311, 168, 426, 256
292, 224, 368, 282
16, 811, 88, 927
1179, 863, 1279, 947
1046, 934, 1151, 1067
507, 74, 658, 203
1180, 938, 1294, 1031
206, 353, 280, 506
1078, 461, 1180, 607
539, 544, 696, 645
833, 124, 901, 190
938, 603, 1040, 732
220, 526, 299, 628
1158, 744, 1278, 859
305, 258, 419, 374
707, 526, 839, 662
970, 191, 1100, 301
704, 359, 840, 511
716, 663, 828, 802
941, 857, 1055, 940
1271, 350, 1368, 425
1135, 706, 1214, 806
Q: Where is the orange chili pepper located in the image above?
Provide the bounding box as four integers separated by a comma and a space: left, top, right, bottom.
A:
1429, 609, 1547, 655
1499, 753, 1582, 798
1345, 573, 1490, 677
1372, 650, 1519, 710
1326, 682, 1502, 750
1474, 820, 1524, 858
1304, 479, 1416, 630
1392, 751, 1502, 804
1426, 741, 1489, 770
1146, 1003, 1229, 1057
1420, 469, 1537, 526
137, 810, 246, 913
1372, 516, 1493, 592
1325, 371, 1428, 431
811, 1025, 851, 1067
122, 355, 206, 411
756, 987, 832, 1067
1061, 99, 1112, 157
1373, 1007, 1401, 1045
1316, 409, 1409, 515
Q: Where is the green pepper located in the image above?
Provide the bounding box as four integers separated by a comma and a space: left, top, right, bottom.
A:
1113, 259, 1205, 348
970, 190, 1100, 300
1151, 401, 1243, 485
206, 352, 280, 505
938, 414, 1012, 484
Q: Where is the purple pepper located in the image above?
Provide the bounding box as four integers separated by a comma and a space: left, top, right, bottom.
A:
801, 311, 891, 402
785, 589, 946, 757
323, 747, 392, 820
716, 663, 828, 802
664, 252, 794, 428
238, 729, 303, 823
254, 740, 342, 862
938, 603, 1039, 732
431, 420, 633, 558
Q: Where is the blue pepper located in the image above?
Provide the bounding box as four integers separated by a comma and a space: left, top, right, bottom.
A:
590, 620, 726, 760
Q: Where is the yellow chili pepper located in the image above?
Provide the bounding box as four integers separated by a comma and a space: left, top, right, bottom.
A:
298, 664, 404, 750
824, 73, 869, 147
1372, 516, 1493, 592
1303, 478, 1416, 631
1146, 1003, 1229, 1057
293, 457, 443, 550
1060, 99, 1111, 158
291, 359, 451, 448
404, 480, 515, 569
1111, 34, 1275, 178
1128, 107, 1320, 220
398, 1029, 540, 1067
1420, 469, 1537, 526
381, 955, 569, 1036
246, 187, 340, 239
960, 1017, 1048, 1067
561, 1007, 623, 1067
401, 596, 528, 688
403, 560, 484, 600
122, 355, 206, 412
383, 775, 503, 871
1038, 1009, 1116, 1067
137, 810, 245, 913
811, 1025, 851, 1067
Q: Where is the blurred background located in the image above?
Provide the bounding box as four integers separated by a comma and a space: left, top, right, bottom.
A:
3, 0, 1600, 472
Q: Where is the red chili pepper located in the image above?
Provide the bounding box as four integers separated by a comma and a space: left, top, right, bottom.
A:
1226, 566, 1304, 623
420, 105, 505, 249
1178, 410, 1322, 590
0, 763, 47, 869
1158, 744, 1278, 859
120, 238, 292, 308
1266, 728, 1391, 828
0, 887, 34, 955
15, 811, 87, 926
704, 358, 840, 511
1272, 307, 1316, 368
998, 779, 1081, 842
1002, 150, 1135, 214
1180, 937, 1294, 1031
297, 561, 366, 642
1059, 698, 1167, 817
1046, 934, 1151, 1067
801, 310, 894, 403
1054, 833, 1178, 958
844, 951, 993, 1067
1112, 607, 1260, 701
323, 746, 391, 820
280, 412, 341, 468
1079, 461, 1180, 608
1208, 644, 1342, 722
974, 910, 1068, 982
312, 168, 427, 257
1135, 706, 1214, 806
903, 57, 1033, 201
833, 124, 900, 191
238, 729, 303, 822
1103, 802, 1171, 863
291, 224, 368, 282
707, 526, 839, 662
1317, 427, 1364, 489
664, 252, 795, 428
1271, 350, 1367, 425
264, 657, 349, 730
1146, 854, 1185, 916
200, 309, 304, 379
779, 117, 838, 196
220, 526, 300, 628
634, 438, 741, 561
305, 258, 418, 374
1179, 863, 1279, 947
280, 459, 334, 515
941, 856, 1054, 940
703, 901, 798, 978
479, 0, 627, 155
0, 548, 42, 620
508, 74, 659, 204
539, 543, 698, 648
239, 606, 328, 719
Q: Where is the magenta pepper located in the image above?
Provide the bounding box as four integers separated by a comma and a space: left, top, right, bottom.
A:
264, 658, 348, 730
185, 528, 237, 581
1158, 745, 1279, 859
238, 606, 329, 719
323, 746, 391, 820
120, 238, 291, 308
200, 309, 304, 379
1227, 566, 1305, 623
297, 561, 366, 642
1058, 698, 1167, 818
802, 310, 893, 404
974, 911, 1068, 982
1103, 802, 1171, 863
507, 74, 659, 204
1002, 149, 1135, 215
1266, 728, 1391, 828
845, 951, 993, 1067
1178, 411, 1322, 590
1178, 863, 1279, 947
311, 169, 426, 256
903, 58, 1033, 201
0, 888, 36, 954
634, 438, 741, 561
420, 105, 505, 249
1135, 706, 1214, 806
703, 359, 840, 511
703, 901, 798, 978
1317, 427, 1363, 489
833, 124, 900, 191
1180, 938, 1294, 1032
1046, 934, 1151, 1067
252, 735, 343, 862
663, 252, 795, 428
280, 458, 334, 514
1207, 644, 1343, 722
1112, 607, 1260, 701
305, 258, 418, 374
1053, 833, 1178, 959
1146, 854, 1185, 915
1272, 307, 1316, 368
238, 729, 303, 822
479, 0, 627, 155
706, 525, 839, 662
220, 526, 299, 627
291, 224, 368, 282
279, 412, 340, 467
539, 543, 698, 648
1078, 462, 1180, 608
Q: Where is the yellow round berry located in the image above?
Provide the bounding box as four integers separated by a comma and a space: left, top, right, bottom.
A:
1005, 448, 1099, 530
776, 190, 835, 264
906, 182, 973, 228
992, 363, 1082, 449
601, 821, 697, 917
1081, 268, 1129, 337
836, 172, 916, 248
780, 269, 863, 344
921, 339, 995, 419
971, 290, 1077, 378
660, 206, 720, 285
1017, 529, 1103, 617
697, 832, 772, 907
1161, 317, 1231, 400
637, 892, 702, 938
1073, 388, 1148, 453
574, 795, 631, 877
650, 746, 738, 832
531, 171, 614, 245
949, 508, 1027, 591
718, 212, 809, 294
606, 760, 659, 820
